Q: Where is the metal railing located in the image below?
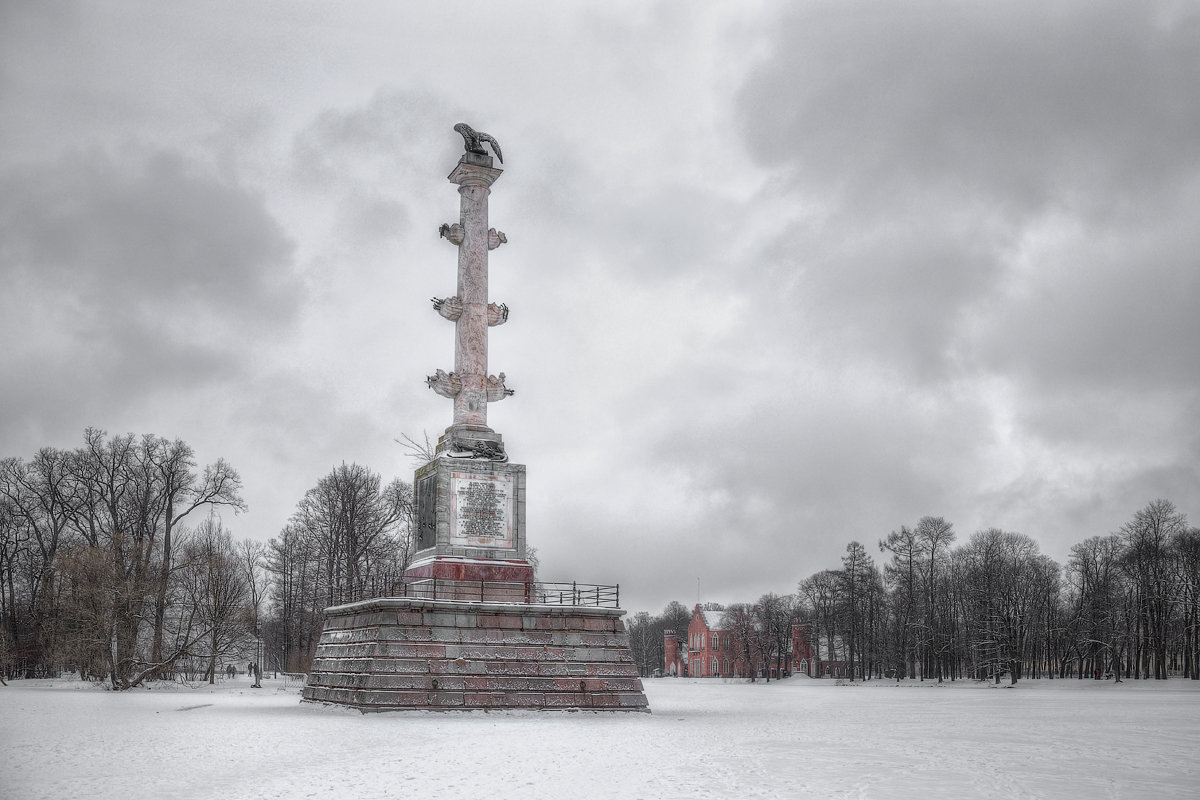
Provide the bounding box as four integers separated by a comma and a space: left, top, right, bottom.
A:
392, 579, 621, 608
281, 671, 308, 690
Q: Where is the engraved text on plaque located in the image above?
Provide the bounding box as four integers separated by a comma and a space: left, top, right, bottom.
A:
449, 471, 514, 549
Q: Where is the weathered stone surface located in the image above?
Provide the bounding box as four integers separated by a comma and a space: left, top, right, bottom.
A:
302, 597, 648, 712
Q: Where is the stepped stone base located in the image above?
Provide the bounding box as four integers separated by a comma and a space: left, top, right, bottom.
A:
302, 597, 650, 712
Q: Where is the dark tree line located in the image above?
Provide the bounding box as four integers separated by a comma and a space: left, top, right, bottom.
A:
628, 500, 1200, 685
1, 433, 416, 683
0, 430, 250, 686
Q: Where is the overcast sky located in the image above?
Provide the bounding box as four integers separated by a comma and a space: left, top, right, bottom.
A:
2, 1, 1197, 614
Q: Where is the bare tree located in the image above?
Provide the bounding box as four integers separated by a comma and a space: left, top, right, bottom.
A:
957, 529, 1058, 685
266, 523, 324, 672
1065, 535, 1128, 680
395, 431, 438, 466
916, 516, 956, 682
0, 495, 28, 680
757, 592, 799, 679
721, 603, 765, 681
145, 436, 245, 674
799, 570, 841, 672
880, 525, 922, 679
1121, 499, 1187, 679
293, 463, 412, 605
72, 430, 151, 687
265, 464, 413, 672
0, 448, 81, 675
625, 611, 659, 677
237, 538, 270, 673
839, 542, 868, 681
1173, 527, 1200, 680
178, 517, 253, 684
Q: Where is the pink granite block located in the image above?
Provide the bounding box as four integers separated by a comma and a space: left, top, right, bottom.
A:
541, 692, 584, 708
454, 627, 490, 643
511, 646, 545, 659
374, 658, 431, 675
391, 626, 434, 642
579, 633, 614, 646
430, 626, 469, 642
428, 658, 484, 675
588, 662, 640, 677
415, 644, 447, 658
618, 693, 650, 708
377, 643, 423, 658
428, 691, 465, 707
463, 692, 506, 708
511, 631, 554, 644
484, 661, 540, 676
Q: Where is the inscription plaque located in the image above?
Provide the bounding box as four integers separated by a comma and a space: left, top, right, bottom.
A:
450, 471, 514, 549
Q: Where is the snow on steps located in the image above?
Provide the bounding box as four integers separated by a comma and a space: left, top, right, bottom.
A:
302, 597, 650, 712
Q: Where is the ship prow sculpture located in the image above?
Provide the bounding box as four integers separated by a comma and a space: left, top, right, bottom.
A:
302, 125, 649, 712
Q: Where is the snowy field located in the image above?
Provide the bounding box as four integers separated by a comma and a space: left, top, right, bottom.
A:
2, 675, 1197, 799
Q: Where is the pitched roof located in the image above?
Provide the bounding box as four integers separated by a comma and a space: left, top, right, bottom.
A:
702, 607, 724, 630
693, 605, 725, 631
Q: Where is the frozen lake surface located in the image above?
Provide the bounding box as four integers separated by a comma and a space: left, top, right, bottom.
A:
2, 674, 1197, 799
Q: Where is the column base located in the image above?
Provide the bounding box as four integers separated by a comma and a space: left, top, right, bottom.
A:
437, 425, 506, 460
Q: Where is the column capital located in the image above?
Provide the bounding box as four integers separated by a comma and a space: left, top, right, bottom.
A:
448, 155, 503, 188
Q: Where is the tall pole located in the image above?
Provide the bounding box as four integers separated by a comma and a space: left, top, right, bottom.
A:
427, 124, 512, 452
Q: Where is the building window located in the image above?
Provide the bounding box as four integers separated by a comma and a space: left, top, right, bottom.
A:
712, 634, 719, 650
712, 658, 719, 676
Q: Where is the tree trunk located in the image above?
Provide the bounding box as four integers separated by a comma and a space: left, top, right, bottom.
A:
151, 513, 174, 677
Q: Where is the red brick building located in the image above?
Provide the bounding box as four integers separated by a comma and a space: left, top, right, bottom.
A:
663, 604, 754, 678
663, 628, 686, 676
790, 622, 849, 678
664, 610, 852, 680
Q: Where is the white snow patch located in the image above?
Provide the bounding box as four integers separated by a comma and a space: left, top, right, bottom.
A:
1, 675, 1197, 799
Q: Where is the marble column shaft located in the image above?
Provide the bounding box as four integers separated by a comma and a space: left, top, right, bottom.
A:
448, 162, 501, 428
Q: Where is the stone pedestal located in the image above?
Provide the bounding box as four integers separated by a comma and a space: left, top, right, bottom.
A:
302, 597, 649, 711
405, 454, 532, 595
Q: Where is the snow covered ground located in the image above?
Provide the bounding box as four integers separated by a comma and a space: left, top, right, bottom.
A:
2, 674, 1197, 799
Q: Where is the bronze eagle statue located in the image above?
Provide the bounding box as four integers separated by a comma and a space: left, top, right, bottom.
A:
453, 122, 503, 163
